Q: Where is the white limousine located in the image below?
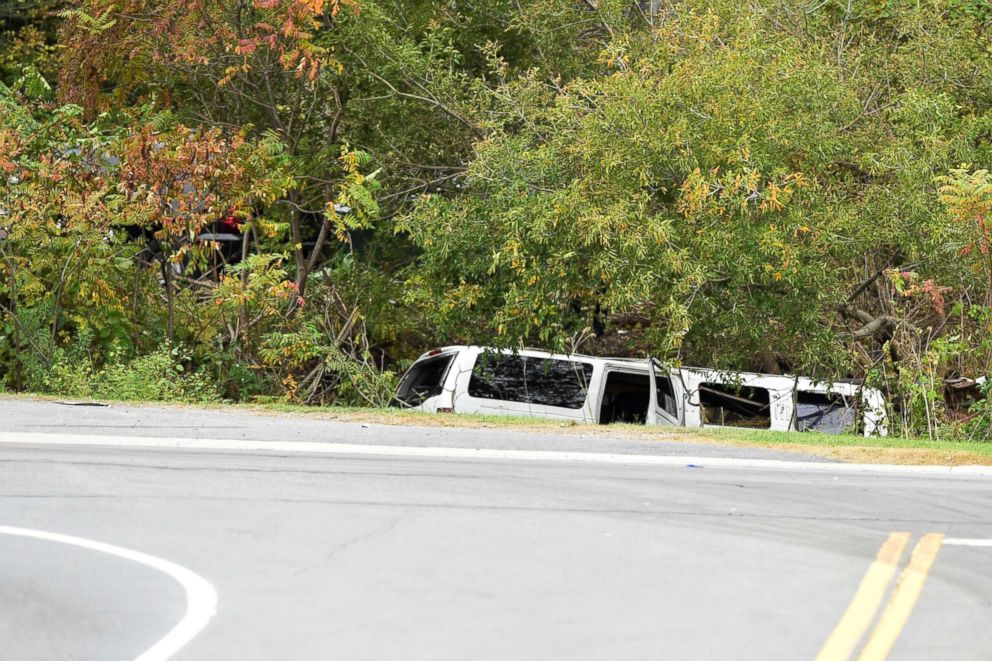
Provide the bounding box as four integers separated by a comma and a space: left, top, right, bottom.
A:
395, 346, 887, 436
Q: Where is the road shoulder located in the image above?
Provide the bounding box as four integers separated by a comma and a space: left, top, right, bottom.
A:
1, 394, 989, 467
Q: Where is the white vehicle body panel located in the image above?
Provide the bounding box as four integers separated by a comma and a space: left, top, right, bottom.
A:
396, 346, 887, 436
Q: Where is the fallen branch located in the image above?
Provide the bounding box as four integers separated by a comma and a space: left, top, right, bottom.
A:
850, 314, 899, 339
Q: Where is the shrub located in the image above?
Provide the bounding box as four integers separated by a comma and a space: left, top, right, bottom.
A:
38, 345, 220, 403
93, 347, 220, 403
966, 382, 992, 441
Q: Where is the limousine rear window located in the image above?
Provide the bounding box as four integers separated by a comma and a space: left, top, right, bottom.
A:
796, 391, 856, 434
700, 383, 771, 429
468, 354, 593, 409
395, 353, 455, 407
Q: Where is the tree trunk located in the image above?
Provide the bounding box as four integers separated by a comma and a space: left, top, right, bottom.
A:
638, 0, 662, 24
238, 222, 251, 341
131, 261, 142, 347
7, 258, 20, 391
759, 350, 781, 375
162, 260, 175, 345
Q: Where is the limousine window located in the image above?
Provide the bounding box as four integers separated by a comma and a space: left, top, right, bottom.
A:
700, 382, 771, 428
395, 353, 454, 407
600, 371, 651, 424
796, 391, 855, 434
468, 354, 593, 409
656, 375, 678, 418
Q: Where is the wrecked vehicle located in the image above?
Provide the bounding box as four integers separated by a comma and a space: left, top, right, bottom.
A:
395, 346, 888, 436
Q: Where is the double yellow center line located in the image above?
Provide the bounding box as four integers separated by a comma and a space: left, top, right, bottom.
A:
816, 532, 944, 661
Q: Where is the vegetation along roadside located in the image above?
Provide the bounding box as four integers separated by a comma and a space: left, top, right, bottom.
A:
1, 0, 989, 441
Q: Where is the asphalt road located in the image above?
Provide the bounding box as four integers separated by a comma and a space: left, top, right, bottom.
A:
0, 398, 833, 460
1, 400, 991, 660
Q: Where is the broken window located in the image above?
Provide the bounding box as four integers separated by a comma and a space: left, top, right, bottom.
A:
600, 371, 651, 424
700, 383, 771, 429
395, 354, 454, 407
656, 375, 678, 418
945, 377, 987, 422
796, 391, 855, 434
468, 354, 593, 409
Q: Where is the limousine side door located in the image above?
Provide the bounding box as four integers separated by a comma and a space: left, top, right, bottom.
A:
647, 359, 682, 426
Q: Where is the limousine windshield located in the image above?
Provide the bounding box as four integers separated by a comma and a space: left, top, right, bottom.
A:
395, 351, 455, 407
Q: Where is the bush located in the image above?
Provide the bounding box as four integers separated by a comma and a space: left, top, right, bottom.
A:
41, 345, 220, 403
95, 347, 220, 403
966, 382, 992, 441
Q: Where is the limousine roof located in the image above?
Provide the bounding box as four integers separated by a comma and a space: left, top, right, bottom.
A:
421, 345, 864, 388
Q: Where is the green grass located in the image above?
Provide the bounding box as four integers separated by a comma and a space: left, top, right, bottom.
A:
702, 426, 992, 458
243, 400, 586, 427
213, 400, 992, 459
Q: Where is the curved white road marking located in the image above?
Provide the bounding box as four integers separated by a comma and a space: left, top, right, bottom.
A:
0, 525, 217, 661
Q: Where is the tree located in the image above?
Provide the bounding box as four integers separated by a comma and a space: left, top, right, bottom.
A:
401, 1, 992, 383
0, 0, 64, 85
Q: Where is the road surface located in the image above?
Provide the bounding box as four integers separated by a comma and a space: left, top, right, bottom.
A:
1, 399, 990, 660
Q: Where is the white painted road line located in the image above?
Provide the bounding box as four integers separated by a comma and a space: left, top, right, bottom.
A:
942, 538, 992, 547
1, 431, 991, 477
0, 525, 217, 661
